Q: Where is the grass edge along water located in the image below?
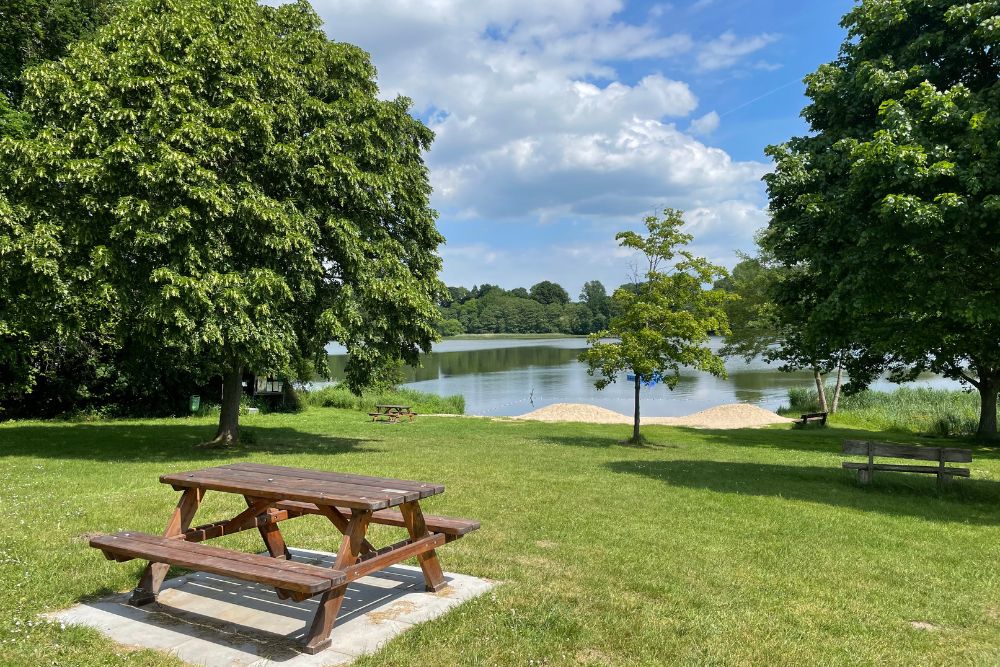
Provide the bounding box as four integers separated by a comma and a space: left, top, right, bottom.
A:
785, 386, 980, 437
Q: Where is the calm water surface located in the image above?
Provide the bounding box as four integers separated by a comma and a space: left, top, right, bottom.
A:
325, 337, 959, 417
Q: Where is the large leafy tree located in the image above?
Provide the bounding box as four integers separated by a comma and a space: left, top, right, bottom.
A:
582, 210, 732, 443
1, 0, 444, 444
763, 0, 1000, 437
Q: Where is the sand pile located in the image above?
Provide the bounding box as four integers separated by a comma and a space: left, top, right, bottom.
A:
513, 402, 793, 429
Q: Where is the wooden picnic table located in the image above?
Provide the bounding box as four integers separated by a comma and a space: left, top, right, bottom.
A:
90, 463, 479, 654
369, 404, 417, 423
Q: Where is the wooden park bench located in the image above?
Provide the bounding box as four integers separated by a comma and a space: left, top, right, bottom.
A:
796, 411, 828, 427
369, 404, 417, 423
89, 463, 479, 654
841, 439, 972, 487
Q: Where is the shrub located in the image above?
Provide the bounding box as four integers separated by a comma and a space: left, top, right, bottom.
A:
784, 386, 980, 437
299, 384, 464, 415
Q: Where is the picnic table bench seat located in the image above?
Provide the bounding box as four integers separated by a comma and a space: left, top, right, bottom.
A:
274, 500, 480, 541
841, 439, 972, 487
91, 531, 345, 601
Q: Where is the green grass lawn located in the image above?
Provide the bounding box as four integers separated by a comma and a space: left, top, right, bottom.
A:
2, 410, 1000, 666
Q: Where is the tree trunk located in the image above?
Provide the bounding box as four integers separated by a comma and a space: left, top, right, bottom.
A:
632, 373, 641, 443
200, 361, 243, 447
977, 375, 999, 440
813, 368, 828, 413
831, 354, 844, 414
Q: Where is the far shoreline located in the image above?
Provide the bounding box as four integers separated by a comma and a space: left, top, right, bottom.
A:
441, 333, 587, 340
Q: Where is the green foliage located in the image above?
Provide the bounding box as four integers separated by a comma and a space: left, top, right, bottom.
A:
582, 210, 733, 441
786, 386, 981, 437
300, 384, 464, 414
0, 0, 115, 102
762, 0, 1000, 435
717, 252, 782, 362
0, 0, 444, 431
529, 280, 570, 305
0, 93, 29, 138
437, 279, 611, 336
436, 318, 464, 337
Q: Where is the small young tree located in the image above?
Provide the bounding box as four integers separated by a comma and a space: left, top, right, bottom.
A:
581, 209, 733, 443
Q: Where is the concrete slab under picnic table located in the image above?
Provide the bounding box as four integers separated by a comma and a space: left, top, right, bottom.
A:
46, 547, 495, 667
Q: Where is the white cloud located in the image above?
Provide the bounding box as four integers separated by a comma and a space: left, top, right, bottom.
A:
290, 1, 771, 285
435, 200, 768, 294
439, 243, 502, 266
696, 31, 780, 71
688, 110, 720, 136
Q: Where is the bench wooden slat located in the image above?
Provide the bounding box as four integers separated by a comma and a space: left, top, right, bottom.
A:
842, 440, 972, 462
275, 500, 481, 536
843, 462, 971, 477
160, 469, 397, 510
122, 532, 346, 580
90, 532, 344, 595
192, 467, 422, 503
94, 531, 344, 583
221, 463, 443, 498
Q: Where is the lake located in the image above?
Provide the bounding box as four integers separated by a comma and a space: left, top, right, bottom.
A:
325, 337, 960, 417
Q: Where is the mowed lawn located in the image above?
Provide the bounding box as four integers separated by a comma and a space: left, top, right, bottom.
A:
2, 409, 1000, 666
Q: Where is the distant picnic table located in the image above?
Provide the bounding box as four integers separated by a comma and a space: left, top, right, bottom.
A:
370, 404, 417, 423
89, 463, 479, 654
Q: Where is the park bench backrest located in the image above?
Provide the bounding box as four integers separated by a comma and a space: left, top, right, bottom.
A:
842, 440, 972, 463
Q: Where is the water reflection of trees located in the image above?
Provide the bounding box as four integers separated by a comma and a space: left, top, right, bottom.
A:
327, 345, 585, 382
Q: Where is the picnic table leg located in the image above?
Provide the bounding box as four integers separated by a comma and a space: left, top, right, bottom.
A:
314, 505, 378, 556
244, 495, 291, 560
399, 501, 446, 592
129, 487, 203, 606
303, 509, 372, 654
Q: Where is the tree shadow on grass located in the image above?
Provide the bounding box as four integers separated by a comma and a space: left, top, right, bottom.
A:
605, 458, 1000, 525
644, 424, 1000, 461
538, 434, 678, 450
0, 423, 381, 462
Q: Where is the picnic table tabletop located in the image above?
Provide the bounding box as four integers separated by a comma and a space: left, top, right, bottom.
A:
160, 462, 444, 510
375, 404, 412, 410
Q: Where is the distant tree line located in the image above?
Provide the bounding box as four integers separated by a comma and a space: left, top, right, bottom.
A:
436, 280, 617, 336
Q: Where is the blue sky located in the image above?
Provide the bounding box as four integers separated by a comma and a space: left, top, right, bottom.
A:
301, 0, 854, 296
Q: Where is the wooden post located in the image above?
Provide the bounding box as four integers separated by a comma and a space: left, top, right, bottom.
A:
399, 501, 446, 592
130, 488, 203, 605
245, 495, 291, 560
938, 449, 947, 489
315, 504, 377, 556
303, 509, 372, 655
860, 441, 874, 485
